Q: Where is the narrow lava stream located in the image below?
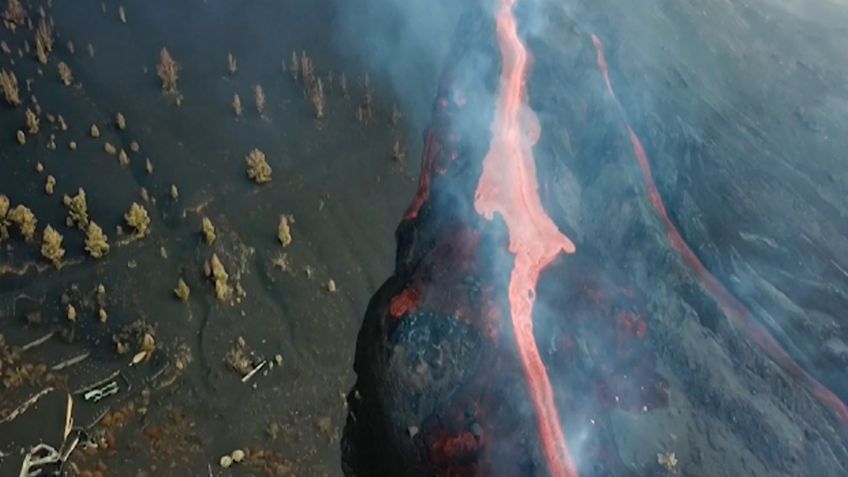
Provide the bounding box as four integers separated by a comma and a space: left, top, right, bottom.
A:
590, 34, 848, 427
474, 1, 580, 476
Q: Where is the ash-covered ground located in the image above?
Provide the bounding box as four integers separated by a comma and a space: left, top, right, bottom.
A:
0, 0, 421, 475
523, 1, 848, 474
344, 0, 848, 476
0, 0, 847, 476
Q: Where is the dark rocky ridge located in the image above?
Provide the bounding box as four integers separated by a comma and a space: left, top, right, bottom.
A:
343, 1, 848, 476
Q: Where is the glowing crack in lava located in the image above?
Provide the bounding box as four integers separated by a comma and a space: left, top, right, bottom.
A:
590, 34, 848, 426
474, 1, 579, 476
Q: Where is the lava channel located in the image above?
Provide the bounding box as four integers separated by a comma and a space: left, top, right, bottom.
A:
474, 1, 579, 477
590, 33, 848, 426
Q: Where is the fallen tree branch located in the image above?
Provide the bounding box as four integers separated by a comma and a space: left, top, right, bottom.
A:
0, 386, 54, 424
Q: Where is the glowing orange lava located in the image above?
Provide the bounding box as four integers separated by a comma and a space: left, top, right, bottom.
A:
405, 130, 439, 220
591, 34, 848, 426
474, 1, 579, 476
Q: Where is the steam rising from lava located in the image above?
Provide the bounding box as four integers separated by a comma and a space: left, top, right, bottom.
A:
590, 33, 848, 427
474, 0, 578, 476
340, 0, 848, 475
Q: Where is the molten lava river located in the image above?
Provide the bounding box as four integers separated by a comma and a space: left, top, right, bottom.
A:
342, 1, 848, 476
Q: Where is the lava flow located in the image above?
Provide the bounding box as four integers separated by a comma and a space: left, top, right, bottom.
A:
474, 1, 578, 476
590, 34, 848, 426
344, 8, 672, 475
